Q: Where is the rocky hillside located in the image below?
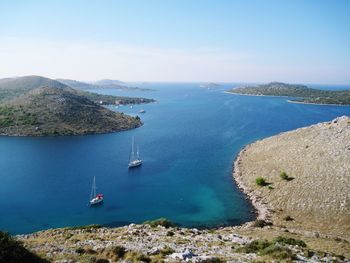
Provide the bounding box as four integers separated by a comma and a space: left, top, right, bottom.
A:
234, 116, 350, 239
15, 221, 349, 263
228, 82, 350, 105
0, 76, 154, 136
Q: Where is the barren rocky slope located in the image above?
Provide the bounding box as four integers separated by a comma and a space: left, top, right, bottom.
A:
234, 116, 350, 238
16, 222, 349, 262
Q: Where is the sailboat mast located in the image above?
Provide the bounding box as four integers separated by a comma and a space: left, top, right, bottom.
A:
93, 176, 96, 197
90, 176, 95, 200
131, 136, 135, 161
137, 144, 140, 159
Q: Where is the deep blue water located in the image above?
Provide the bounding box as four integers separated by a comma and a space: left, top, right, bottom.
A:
1, 83, 350, 234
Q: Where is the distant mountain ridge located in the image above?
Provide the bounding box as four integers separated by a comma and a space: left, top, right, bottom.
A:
228, 82, 350, 105
57, 78, 154, 92
91, 79, 126, 85
0, 76, 154, 136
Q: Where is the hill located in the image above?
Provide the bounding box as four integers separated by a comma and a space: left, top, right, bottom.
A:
0, 76, 67, 102
0, 76, 154, 136
234, 116, 350, 238
228, 82, 350, 105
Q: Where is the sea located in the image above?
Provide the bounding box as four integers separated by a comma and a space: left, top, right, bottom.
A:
1, 83, 350, 234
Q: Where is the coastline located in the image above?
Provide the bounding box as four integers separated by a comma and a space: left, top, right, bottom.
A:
224, 91, 350, 106
232, 145, 271, 222
224, 91, 296, 99
286, 99, 350, 107
0, 122, 143, 137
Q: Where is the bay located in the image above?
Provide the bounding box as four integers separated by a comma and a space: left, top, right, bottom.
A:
1, 83, 349, 234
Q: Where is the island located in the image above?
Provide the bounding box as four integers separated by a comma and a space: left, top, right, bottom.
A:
227, 82, 350, 105
0, 76, 155, 136
199, 82, 221, 89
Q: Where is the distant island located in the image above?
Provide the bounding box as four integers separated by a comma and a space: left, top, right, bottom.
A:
227, 82, 350, 105
199, 82, 221, 89
0, 76, 155, 136
57, 78, 155, 92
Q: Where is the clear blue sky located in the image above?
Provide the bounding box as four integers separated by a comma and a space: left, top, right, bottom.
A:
0, 0, 349, 84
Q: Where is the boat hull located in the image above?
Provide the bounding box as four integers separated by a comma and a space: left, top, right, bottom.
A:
128, 160, 142, 168
90, 196, 104, 206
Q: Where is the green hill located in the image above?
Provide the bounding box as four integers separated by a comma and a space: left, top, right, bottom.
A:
0, 76, 154, 136
228, 82, 350, 105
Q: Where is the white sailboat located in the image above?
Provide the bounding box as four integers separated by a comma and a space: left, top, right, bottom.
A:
128, 136, 142, 168
89, 176, 104, 206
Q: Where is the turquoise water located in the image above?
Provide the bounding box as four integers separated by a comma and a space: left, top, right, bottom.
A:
1, 83, 350, 234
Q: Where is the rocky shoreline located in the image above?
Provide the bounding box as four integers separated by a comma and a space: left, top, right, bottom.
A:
232, 146, 271, 222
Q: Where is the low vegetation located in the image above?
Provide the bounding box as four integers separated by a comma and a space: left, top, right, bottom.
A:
273, 236, 307, 247
143, 218, 176, 228
237, 236, 306, 260
65, 224, 102, 230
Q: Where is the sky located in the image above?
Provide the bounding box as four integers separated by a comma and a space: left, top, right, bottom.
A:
0, 0, 349, 84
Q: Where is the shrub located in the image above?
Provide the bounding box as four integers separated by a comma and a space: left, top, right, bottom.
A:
280, 171, 289, 180
166, 231, 175, 237
255, 177, 267, 186
143, 218, 176, 228
283, 215, 294, 221
237, 239, 296, 260
200, 257, 224, 263
280, 171, 294, 181
273, 236, 307, 247
75, 247, 85, 254
236, 239, 272, 253
95, 259, 109, 263
159, 246, 175, 256
66, 224, 102, 230
113, 245, 127, 259
0, 231, 49, 263
125, 251, 151, 263
260, 244, 295, 260
253, 219, 272, 228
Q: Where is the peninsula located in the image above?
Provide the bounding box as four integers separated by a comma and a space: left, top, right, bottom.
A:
233, 116, 350, 239
227, 82, 350, 105
0, 76, 154, 136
